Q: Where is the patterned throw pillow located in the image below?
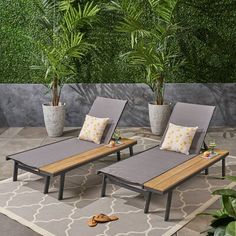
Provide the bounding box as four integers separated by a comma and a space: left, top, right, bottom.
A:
160, 123, 198, 155
78, 115, 109, 144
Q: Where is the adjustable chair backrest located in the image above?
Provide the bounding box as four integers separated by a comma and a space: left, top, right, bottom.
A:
161, 102, 215, 154
87, 96, 127, 144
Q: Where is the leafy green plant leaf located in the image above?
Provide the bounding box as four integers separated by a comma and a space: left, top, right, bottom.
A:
222, 196, 236, 217
211, 215, 235, 228
213, 189, 236, 199
213, 227, 226, 236
225, 221, 236, 236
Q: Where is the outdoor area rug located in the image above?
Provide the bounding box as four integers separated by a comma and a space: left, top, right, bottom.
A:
0, 136, 236, 236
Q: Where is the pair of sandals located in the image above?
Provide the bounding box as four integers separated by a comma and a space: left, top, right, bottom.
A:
88, 213, 119, 227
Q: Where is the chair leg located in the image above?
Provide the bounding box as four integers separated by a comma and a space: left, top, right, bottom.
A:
44, 176, 50, 194
222, 158, 226, 177
165, 191, 173, 221
205, 168, 209, 175
117, 151, 121, 161
144, 192, 152, 213
129, 146, 134, 156
101, 175, 107, 197
58, 173, 65, 200
13, 162, 18, 181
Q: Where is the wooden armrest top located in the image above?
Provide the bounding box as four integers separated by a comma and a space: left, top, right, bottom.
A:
144, 149, 229, 193
39, 138, 137, 175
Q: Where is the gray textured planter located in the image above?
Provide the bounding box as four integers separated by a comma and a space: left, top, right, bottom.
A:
148, 103, 172, 135
42, 103, 65, 137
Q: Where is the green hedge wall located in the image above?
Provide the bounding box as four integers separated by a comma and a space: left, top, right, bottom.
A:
175, 0, 236, 83
0, 1, 42, 83
1, 0, 236, 83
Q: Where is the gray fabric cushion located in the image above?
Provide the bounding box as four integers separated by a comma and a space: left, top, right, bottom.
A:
98, 146, 195, 186
9, 138, 100, 169
88, 97, 127, 144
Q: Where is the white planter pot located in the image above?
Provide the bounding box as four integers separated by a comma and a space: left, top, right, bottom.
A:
42, 103, 65, 137
148, 103, 172, 135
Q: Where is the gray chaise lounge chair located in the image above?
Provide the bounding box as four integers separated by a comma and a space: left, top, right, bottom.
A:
6, 97, 137, 200
98, 102, 219, 220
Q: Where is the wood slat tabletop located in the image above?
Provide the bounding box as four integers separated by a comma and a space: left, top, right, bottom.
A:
144, 149, 229, 193
39, 138, 137, 175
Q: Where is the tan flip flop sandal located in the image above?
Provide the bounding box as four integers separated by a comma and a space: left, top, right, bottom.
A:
87, 216, 98, 227
94, 213, 119, 223
108, 215, 119, 221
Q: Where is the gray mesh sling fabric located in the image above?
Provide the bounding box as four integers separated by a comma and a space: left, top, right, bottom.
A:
99, 148, 196, 186
98, 102, 215, 186
7, 97, 127, 169
8, 139, 100, 169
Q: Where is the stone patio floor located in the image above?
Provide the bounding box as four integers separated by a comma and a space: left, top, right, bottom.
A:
0, 127, 236, 236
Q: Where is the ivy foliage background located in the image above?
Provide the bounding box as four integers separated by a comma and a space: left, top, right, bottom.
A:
1, 0, 236, 83
175, 0, 236, 83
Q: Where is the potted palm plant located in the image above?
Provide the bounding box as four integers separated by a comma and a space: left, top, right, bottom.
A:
30, 0, 100, 137
108, 0, 183, 135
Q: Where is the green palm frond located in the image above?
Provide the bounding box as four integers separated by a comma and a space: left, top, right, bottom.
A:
59, 0, 75, 11
108, 0, 143, 20
62, 32, 94, 58
38, 15, 54, 31
117, 18, 151, 48
122, 44, 159, 68
62, 1, 100, 31
148, 0, 178, 22
108, 0, 147, 47
63, 6, 79, 31
42, 0, 56, 12
79, 1, 100, 19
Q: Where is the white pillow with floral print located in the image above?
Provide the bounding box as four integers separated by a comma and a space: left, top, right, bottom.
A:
160, 123, 198, 155
78, 115, 109, 144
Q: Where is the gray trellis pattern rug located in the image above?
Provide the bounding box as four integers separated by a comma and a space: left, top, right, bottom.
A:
0, 136, 236, 236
